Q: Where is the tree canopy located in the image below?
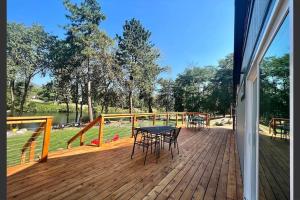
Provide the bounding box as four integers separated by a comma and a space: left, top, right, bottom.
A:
7, 0, 237, 120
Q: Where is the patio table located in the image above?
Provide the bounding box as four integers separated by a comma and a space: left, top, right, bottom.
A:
134, 126, 176, 160
137, 126, 176, 135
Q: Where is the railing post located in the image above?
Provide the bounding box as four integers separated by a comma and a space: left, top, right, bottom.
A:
153, 113, 156, 126
29, 141, 36, 162
20, 152, 26, 164
206, 114, 210, 127
98, 116, 104, 147
80, 133, 85, 146
132, 114, 136, 137
40, 117, 53, 162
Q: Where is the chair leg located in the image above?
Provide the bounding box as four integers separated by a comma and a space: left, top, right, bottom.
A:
156, 142, 160, 163
131, 142, 136, 159
177, 142, 179, 154
144, 146, 149, 165
171, 146, 173, 159
169, 142, 171, 151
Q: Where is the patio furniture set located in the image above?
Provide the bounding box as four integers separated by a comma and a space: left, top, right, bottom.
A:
131, 126, 181, 165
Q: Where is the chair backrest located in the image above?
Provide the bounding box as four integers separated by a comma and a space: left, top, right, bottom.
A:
173, 127, 181, 140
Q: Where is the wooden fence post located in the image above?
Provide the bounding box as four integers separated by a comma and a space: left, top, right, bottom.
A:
98, 116, 104, 147
206, 114, 210, 127
80, 133, 85, 146
20, 152, 26, 164
29, 141, 36, 162
153, 114, 156, 126
40, 117, 53, 162
132, 114, 136, 137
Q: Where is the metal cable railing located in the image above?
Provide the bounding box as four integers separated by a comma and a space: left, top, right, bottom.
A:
67, 112, 210, 148
7, 116, 53, 167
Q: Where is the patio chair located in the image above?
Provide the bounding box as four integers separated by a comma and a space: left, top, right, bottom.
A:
131, 128, 160, 165
280, 121, 290, 140
162, 127, 181, 159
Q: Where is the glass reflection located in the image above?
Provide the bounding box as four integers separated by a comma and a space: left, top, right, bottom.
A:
259, 15, 290, 200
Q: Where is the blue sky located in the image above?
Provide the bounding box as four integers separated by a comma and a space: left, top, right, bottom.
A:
8, 0, 234, 86
265, 14, 290, 58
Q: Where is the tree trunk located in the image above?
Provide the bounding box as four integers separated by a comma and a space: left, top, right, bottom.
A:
75, 102, 78, 123
10, 80, 15, 116
87, 57, 93, 122
19, 78, 31, 116
129, 90, 133, 114
148, 97, 153, 113
66, 101, 70, 124
105, 105, 108, 114
79, 99, 83, 123
75, 81, 79, 123
101, 104, 104, 113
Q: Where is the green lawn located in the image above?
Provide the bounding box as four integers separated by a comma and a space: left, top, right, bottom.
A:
7, 119, 178, 167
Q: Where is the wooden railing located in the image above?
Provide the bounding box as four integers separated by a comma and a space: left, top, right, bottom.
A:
7, 116, 53, 165
269, 118, 289, 135
67, 112, 210, 148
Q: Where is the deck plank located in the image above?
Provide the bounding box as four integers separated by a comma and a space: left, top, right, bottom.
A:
7, 127, 243, 200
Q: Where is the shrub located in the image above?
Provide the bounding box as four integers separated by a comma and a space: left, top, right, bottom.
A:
215, 121, 224, 126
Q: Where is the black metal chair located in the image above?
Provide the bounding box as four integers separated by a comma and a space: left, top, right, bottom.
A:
131, 128, 160, 165
162, 127, 181, 159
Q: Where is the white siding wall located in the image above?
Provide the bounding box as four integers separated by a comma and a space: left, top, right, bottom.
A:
236, 83, 246, 177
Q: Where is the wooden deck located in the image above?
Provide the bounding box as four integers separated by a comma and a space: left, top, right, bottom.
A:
259, 134, 290, 200
7, 127, 243, 200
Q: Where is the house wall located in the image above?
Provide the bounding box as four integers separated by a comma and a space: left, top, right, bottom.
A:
235, 0, 292, 199
235, 0, 276, 181
241, 0, 274, 74
236, 83, 245, 177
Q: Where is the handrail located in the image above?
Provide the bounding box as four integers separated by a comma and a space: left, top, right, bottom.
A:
67, 116, 101, 148
6, 116, 53, 166
67, 112, 210, 148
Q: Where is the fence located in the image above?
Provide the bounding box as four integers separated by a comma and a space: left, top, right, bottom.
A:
6, 112, 209, 168
7, 116, 53, 167
67, 112, 210, 148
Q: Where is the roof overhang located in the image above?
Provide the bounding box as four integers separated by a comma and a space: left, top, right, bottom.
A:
233, 0, 252, 99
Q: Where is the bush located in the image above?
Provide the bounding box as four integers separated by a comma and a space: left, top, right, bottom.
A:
225, 119, 232, 124
215, 121, 224, 126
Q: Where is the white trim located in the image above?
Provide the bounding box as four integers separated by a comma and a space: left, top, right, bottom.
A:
249, 0, 289, 71
241, 0, 291, 199
244, 61, 258, 200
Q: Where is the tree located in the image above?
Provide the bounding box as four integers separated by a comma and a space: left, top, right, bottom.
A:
139, 49, 167, 112
156, 79, 175, 112
7, 22, 54, 115
210, 54, 233, 116
260, 54, 289, 124
174, 66, 216, 112
37, 81, 57, 102
63, 0, 106, 121
116, 18, 163, 113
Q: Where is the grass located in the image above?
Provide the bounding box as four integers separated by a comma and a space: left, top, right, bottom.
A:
7, 119, 179, 167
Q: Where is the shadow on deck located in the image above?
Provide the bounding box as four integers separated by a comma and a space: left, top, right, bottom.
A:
7, 127, 243, 200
